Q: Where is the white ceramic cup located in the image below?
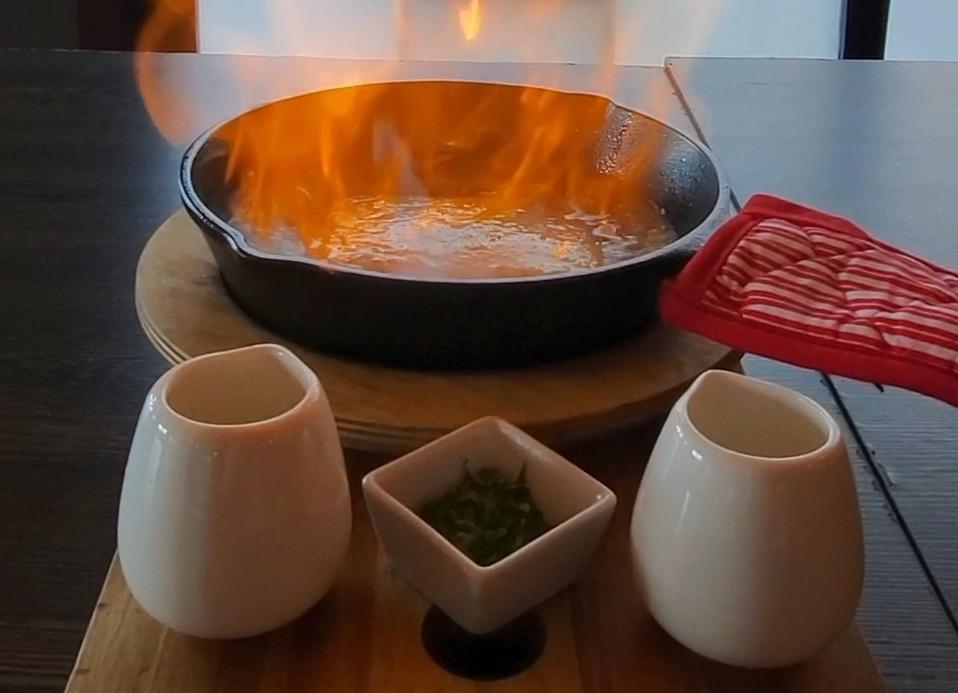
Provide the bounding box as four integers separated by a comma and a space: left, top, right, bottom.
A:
631, 369, 864, 668
118, 344, 351, 639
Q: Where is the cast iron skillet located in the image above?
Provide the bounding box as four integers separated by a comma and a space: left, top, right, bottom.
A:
180, 80, 730, 368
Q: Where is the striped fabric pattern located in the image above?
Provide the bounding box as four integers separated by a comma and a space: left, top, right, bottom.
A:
660, 194, 958, 405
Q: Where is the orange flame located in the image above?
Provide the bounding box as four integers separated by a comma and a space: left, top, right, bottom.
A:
134, 1, 710, 273
458, 0, 482, 42
216, 79, 656, 249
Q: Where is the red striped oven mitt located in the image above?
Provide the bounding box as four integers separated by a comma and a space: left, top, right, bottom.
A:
659, 194, 958, 406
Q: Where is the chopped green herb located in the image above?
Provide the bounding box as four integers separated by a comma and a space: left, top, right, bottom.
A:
419, 465, 551, 566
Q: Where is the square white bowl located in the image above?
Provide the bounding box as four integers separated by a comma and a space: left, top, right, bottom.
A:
362, 416, 616, 635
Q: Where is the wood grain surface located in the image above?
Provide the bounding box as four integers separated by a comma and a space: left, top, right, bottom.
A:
0, 49, 705, 691
667, 58, 958, 690
0, 47, 954, 691
0, 49, 173, 692
135, 210, 736, 453
66, 431, 884, 693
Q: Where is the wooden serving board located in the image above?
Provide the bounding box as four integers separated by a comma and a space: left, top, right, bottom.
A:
67, 435, 885, 692
135, 211, 740, 453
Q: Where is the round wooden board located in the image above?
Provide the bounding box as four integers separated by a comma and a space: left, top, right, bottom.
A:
135, 211, 739, 453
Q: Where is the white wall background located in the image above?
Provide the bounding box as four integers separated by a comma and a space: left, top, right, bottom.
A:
198, 0, 845, 65
197, 0, 399, 59
614, 1, 843, 64
886, 0, 958, 61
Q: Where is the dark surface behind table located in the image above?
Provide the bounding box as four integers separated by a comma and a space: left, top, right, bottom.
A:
0, 50, 173, 690
0, 49, 957, 691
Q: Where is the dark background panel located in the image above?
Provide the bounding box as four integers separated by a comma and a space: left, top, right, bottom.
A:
843, 0, 891, 59
0, 0, 189, 51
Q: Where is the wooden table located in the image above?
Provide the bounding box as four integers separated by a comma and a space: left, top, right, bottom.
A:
0, 49, 955, 690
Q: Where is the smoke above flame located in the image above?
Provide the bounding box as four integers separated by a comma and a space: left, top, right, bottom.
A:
458, 0, 482, 42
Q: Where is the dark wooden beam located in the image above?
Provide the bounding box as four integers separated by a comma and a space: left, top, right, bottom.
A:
77, 0, 194, 51
843, 0, 891, 59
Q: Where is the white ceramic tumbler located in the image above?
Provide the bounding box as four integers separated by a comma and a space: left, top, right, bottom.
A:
118, 344, 351, 639
631, 370, 864, 668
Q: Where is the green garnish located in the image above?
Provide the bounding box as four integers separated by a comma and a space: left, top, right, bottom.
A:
419, 465, 552, 566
